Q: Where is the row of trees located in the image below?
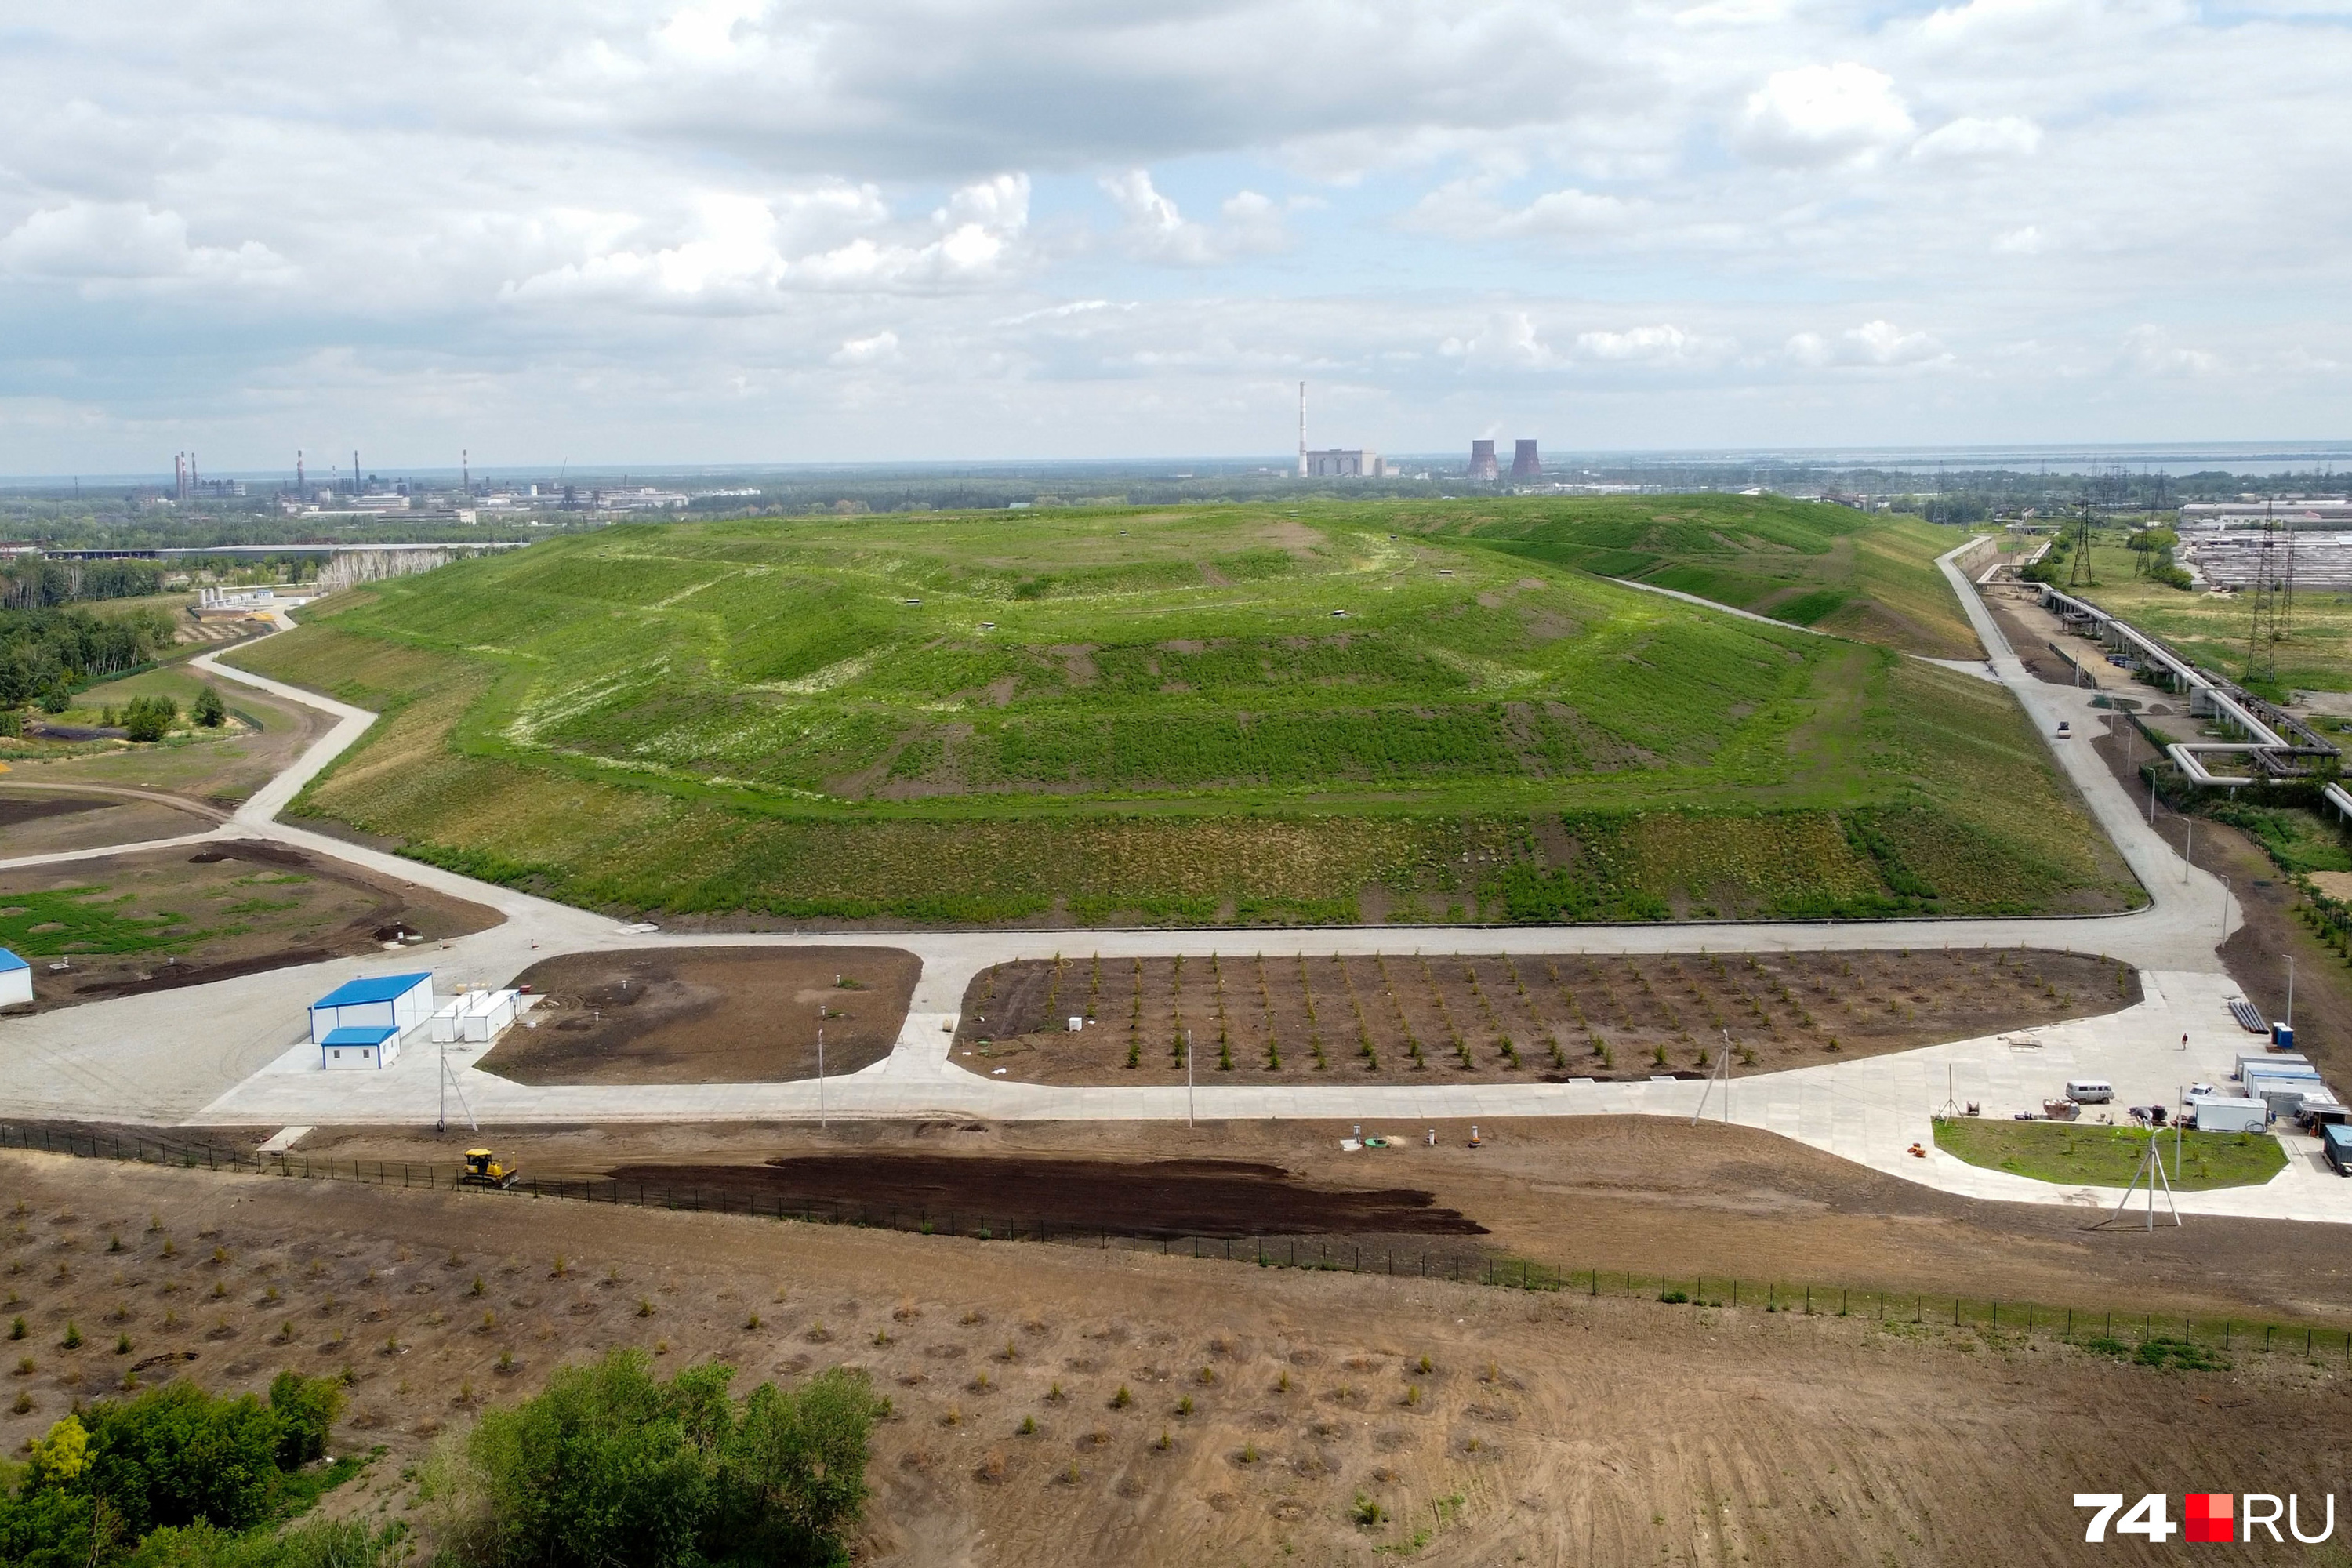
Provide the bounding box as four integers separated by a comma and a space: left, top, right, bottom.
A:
0, 559, 168, 609
0, 606, 178, 710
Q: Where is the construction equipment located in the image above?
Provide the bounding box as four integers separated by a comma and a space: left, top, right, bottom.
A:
459, 1149, 520, 1189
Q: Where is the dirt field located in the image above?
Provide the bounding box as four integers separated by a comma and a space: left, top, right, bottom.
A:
601, 1153, 1486, 1240
0, 791, 216, 858
481, 946, 920, 1084
0, 839, 501, 1009
252, 1114, 2352, 1329
5, 1149, 2350, 1568
957, 949, 2139, 1084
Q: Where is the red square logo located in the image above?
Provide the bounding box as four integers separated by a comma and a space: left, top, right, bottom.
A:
2186, 1494, 2234, 1544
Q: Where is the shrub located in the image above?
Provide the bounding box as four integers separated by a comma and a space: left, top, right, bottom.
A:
191, 686, 227, 728
450, 1347, 881, 1568
121, 695, 180, 743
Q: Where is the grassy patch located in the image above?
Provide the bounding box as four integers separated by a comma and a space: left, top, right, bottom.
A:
1932, 1118, 2287, 1190
0, 887, 210, 957
218, 503, 2134, 925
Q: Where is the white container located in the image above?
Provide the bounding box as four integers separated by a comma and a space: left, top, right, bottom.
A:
2187, 1094, 2267, 1133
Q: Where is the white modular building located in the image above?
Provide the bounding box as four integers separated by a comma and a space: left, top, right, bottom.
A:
0, 948, 31, 1008
308, 972, 434, 1046
428, 989, 520, 1044
321, 1024, 401, 1070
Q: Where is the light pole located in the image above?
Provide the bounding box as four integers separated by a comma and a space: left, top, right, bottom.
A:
817, 1017, 826, 1131
2220, 874, 2231, 942
2182, 817, 2194, 883
1185, 1029, 1194, 1129
2285, 954, 2296, 1035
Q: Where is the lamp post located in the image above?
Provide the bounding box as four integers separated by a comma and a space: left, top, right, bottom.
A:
817, 1017, 826, 1131
1185, 1029, 1195, 1130
2285, 954, 2296, 1034
2220, 874, 2231, 942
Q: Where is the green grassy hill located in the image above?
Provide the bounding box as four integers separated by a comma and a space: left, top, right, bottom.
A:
223, 501, 2134, 926
1424, 494, 1983, 659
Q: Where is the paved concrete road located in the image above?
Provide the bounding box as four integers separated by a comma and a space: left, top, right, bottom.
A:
7, 554, 2340, 1222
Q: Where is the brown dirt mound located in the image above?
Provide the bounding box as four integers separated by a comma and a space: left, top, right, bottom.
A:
485, 946, 920, 1085
601, 1152, 1486, 1240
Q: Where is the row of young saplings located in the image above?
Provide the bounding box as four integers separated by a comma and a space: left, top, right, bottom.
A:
987, 949, 2092, 1073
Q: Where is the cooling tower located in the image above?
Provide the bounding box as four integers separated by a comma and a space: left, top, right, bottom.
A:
1468, 440, 1499, 481
1511, 440, 1541, 480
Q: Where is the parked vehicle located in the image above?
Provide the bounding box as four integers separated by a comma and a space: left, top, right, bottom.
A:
2324, 1124, 2352, 1178
2065, 1078, 2114, 1104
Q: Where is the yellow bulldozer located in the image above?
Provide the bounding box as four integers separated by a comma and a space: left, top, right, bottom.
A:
459, 1148, 521, 1189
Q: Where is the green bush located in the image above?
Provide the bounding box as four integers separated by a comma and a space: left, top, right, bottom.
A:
191, 687, 227, 728
0, 1372, 350, 1566
122, 696, 180, 743
449, 1348, 881, 1568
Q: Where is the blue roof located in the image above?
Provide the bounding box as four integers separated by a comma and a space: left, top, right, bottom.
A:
321, 1025, 399, 1047
311, 973, 431, 1010
0, 948, 26, 974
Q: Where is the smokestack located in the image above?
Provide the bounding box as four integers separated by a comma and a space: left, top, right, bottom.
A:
1297, 382, 1307, 478
296, 450, 304, 492
1510, 439, 1542, 481
353, 449, 361, 495
463, 448, 470, 495
1468, 440, 1499, 481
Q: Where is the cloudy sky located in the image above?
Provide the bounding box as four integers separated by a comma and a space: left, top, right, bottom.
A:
3, 0, 2350, 473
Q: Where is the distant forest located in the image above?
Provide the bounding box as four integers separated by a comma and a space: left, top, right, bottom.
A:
0, 555, 167, 608
0, 604, 176, 706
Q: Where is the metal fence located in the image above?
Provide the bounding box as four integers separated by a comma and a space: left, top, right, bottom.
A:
8, 1121, 2347, 1363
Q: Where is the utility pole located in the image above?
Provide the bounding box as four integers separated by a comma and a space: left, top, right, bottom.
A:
1185, 1029, 1195, 1128
2285, 953, 2296, 1033
817, 1019, 826, 1129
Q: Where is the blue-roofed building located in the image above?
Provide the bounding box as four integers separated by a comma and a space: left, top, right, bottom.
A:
0, 947, 29, 1009
321, 1023, 401, 1070
308, 971, 434, 1047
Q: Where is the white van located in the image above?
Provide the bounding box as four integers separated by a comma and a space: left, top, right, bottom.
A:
2065, 1078, 2114, 1104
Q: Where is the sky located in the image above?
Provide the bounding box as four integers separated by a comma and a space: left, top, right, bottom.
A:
2, 0, 2350, 474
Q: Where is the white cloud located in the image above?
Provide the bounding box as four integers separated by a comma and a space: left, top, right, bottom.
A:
1402, 178, 1639, 241
0, 0, 2349, 467
1572, 324, 1736, 366
1735, 64, 1916, 167
829, 329, 900, 365
1911, 115, 2043, 161
1786, 320, 1950, 368
1098, 170, 1288, 264
503, 175, 1027, 308
0, 202, 292, 293
2122, 324, 2220, 376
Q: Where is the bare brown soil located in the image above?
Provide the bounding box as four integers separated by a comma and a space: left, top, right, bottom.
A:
0, 792, 215, 858
601, 1154, 1485, 1240
483, 946, 920, 1084
261, 1112, 2352, 1327
0, 839, 501, 1009
958, 948, 2139, 1084
5, 1150, 2351, 1567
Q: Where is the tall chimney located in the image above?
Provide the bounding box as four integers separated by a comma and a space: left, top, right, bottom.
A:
1297, 382, 1307, 478
1510, 439, 1542, 481
1468, 440, 1499, 481
296, 450, 305, 492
